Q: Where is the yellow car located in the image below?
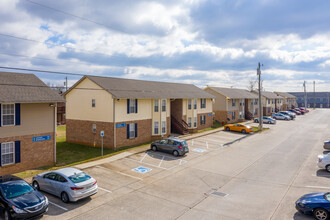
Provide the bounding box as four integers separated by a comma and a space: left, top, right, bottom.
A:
224, 123, 254, 134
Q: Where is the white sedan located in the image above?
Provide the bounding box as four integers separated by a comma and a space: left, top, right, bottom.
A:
318, 154, 330, 172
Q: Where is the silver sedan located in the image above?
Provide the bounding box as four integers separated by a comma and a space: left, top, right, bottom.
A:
32, 167, 98, 203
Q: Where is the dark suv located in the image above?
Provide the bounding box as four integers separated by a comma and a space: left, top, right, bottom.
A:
0, 175, 48, 220
151, 137, 189, 156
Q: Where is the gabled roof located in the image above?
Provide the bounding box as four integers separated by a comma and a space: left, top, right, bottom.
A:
206, 87, 258, 99
66, 75, 214, 99
0, 72, 64, 103
253, 90, 281, 99
274, 92, 296, 98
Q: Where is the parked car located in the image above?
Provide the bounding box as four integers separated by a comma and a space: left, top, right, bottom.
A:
280, 111, 296, 119
0, 175, 48, 220
324, 141, 330, 150
318, 153, 330, 172
32, 167, 98, 203
300, 107, 310, 113
224, 123, 254, 134
296, 192, 330, 220
288, 109, 301, 115
297, 108, 306, 114
254, 116, 276, 124
272, 113, 291, 120
151, 137, 189, 156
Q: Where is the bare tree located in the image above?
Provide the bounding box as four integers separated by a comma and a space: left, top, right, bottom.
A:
247, 78, 257, 92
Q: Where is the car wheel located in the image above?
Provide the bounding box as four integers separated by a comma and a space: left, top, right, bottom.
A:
326, 165, 330, 173
268, 121, 271, 124
225, 127, 230, 131
4, 209, 11, 220
285, 118, 289, 121
173, 150, 179, 157
151, 145, 157, 151
33, 181, 40, 191
241, 129, 246, 134
61, 192, 70, 203
313, 208, 329, 220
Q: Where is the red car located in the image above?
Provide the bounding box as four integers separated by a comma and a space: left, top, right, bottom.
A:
289, 109, 301, 115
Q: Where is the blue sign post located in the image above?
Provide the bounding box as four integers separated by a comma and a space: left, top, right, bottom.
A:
32, 135, 51, 142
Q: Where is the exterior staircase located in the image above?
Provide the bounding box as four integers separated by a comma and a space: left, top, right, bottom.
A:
171, 116, 189, 135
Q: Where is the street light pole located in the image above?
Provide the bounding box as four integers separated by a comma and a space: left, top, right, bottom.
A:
257, 63, 263, 131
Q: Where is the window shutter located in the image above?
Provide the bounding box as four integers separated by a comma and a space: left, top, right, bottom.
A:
127, 124, 130, 139
135, 99, 138, 113
135, 123, 137, 137
15, 103, 21, 125
127, 99, 130, 114
200, 99, 202, 108
0, 104, 1, 127
15, 141, 21, 164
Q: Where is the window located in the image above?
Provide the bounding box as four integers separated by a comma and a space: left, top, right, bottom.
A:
194, 99, 197, 109
92, 99, 96, 108
55, 174, 67, 182
161, 121, 166, 134
44, 173, 56, 180
232, 99, 235, 107
200, 115, 206, 125
154, 122, 159, 134
272, 99, 274, 104
254, 99, 258, 105
129, 99, 137, 113
1, 142, 14, 165
92, 124, 96, 133
188, 117, 192, 128
154, 99, 159, 112
268, 99, 270, 104
188, 99, 192, 110
162, 99, 166, 112
239, 111, 243, 119
129, 123, 135, 138
194, 117, 197, 127
232, 112, 236, 120
2, 104, 15, 126
201, 99, 206, 108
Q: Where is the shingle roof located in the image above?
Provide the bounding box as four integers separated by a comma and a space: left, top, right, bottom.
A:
0, 72, 64, 103
207, 87, 258, 99
69, 75, 214, 99
274, 92, 296, 98
253, 90, 281, 99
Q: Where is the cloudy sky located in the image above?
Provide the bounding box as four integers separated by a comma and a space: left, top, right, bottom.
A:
1, 0, 330, 92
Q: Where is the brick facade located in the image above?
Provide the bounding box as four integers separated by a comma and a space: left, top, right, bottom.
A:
213, 111, 228, 124
0, 132, 55, 175
227, 110, 239, 123
66, 119, 114, 148
197, 113, 212, 130
263, 107, 272, 116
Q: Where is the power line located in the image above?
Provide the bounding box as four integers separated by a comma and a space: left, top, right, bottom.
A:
0, 66, 85, 76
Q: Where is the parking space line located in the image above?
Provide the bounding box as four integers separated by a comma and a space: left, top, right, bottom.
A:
305, 185, 330, 189
140, 153, 148, 162
98, 187, 113, 193
116, 170, 143, 180
49, 201, 68, 211
158, 156, 165, 167
125, 157, 169, 170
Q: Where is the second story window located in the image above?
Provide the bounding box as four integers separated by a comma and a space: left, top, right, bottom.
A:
92, 99, 96, 108
2, 104, 15, 126
194, 99, 197, 109
127, 99, 137, 114
201, 98, 206, 108
188, 99, 192, 110
232, 99, 235, 107
268, 99, 270, 104
162, 99, 166, 112
154, 99, 159, 112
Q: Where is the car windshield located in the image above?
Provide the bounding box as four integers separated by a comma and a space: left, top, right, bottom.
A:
324, 193, 330, 201
0, 180, 34, 199
181, 141, 187, 146
68, 172, 91, 183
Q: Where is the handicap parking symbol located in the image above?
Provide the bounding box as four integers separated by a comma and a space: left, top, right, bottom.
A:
193, 148, 206, 153
132, 166, 152, 174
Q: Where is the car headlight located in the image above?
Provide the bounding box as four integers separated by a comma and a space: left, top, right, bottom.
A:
44, 196, 49, 205
12, 205, 27, 214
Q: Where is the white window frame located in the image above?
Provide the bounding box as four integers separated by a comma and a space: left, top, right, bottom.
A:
129, 99, 136, 113
232, 99, 235, 107
154, 121, 159, 134
193, 117, 197, 127
162, 99, 166, 112
1, 142, 15, 166
154, 99, 159, 112
194, 99, 197, 109
200, 115, 206, 125
201, 98, 206, 108
188, 117, 192, 128
161, 121, 166, 134
2, 103, 15, 126
129, 123, 135, 138
188, 99, 192, 110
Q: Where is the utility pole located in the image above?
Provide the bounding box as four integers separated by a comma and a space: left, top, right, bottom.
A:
313, 81, 316, 109
257, 63, 263, 131
65, 77, 68, 91
303, 81, 307, 108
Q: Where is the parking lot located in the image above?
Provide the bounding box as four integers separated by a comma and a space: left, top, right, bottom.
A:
39, 109, 330, 220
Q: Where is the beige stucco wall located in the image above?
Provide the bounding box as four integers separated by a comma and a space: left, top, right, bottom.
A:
66, 78, 114, 122
228, 99, 239, 112
116, 99, 152, 123
204, 88, 227, 111
197, 98, 213, 114
151, 99, 169, 135
0, 103, 55, 138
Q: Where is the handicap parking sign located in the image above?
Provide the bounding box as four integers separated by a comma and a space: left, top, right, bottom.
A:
193, 148, 206, 153
132, 166, 152, 174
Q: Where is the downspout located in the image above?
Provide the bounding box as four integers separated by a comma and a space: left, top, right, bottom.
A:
54, 102, 57, 164
113, 97, 116, 150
